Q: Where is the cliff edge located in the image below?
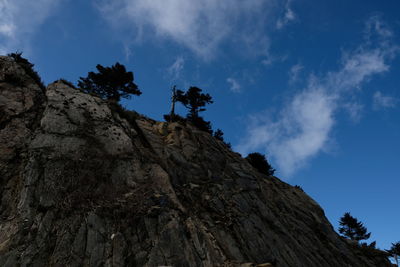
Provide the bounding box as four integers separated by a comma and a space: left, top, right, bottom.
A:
0, 56, 390, 266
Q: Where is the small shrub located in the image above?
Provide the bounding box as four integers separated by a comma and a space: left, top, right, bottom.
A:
108, 100, 139, 126
188, 115, 213, 134
213, 129, 224, 141
246, 152, 275, 176
163, 114, 186, 123
213, 129, 232, 148
294, 185, 304, 191
350, 241, 389, 260
58, 78, 76, 88
8, 52, 46, 90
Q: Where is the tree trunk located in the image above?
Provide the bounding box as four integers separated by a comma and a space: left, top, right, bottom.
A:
169, 86, 177, 121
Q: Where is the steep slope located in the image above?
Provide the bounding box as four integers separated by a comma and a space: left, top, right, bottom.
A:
0, 56, 390, 266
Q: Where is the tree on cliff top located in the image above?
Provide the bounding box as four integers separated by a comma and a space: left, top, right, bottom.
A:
338, 212, 371, 241
386, 242, 400, 266
176, 87, 213, 119
175, 86, 213, 133
78, 63, 141, 101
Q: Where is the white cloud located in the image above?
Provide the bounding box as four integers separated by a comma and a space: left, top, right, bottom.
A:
289, 63, 303, 84
237, 17, 397, 177
0, 0, 60, 54
167, 56, 185, 81
95, 0, 287, 59
237, 88, 335, 175
343, 102, 363, 122
227, 77, 241, 93
329, 48, 391, 92
365, 15, 393, 41
373, 91, 398, 110
0, 24, 15, 37
261, 53, 289, 66
276, 0, 296, 30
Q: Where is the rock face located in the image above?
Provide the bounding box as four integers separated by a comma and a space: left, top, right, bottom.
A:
0, 56, 390, 266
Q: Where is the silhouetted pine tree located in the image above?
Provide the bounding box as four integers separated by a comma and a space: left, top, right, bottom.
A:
78, 63, 141, 101
175, 86, 213, 133
338, 212, 371, 241
386, 242, 400, 266
176, 87, 213, 118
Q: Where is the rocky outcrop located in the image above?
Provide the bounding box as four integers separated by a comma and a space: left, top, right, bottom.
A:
0, 56, 390, 266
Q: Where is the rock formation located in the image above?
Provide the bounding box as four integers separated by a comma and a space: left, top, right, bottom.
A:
0, 56, 390, 266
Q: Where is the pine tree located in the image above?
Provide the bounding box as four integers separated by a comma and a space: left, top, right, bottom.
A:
78, 63, 141, 101
176, 87, 213, 118
386, 242, 400, 266
175, 86, 213, 133
338, 212, 371, 241
169, 85, 178, 118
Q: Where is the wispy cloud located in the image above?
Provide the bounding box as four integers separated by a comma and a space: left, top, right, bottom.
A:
167, 56, 185, 81
365, 15, 393, 41
227, 77, 241, 93
373, 91, 398, 110
0, 0, 60, 54
237, 16, 397, 177
276, 0, 296, 30
95, 0, 288, 59
237, 88, 335, 175
343, 102, 363, 122
289, 63, 303, 84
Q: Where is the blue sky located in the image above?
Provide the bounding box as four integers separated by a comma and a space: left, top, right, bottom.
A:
1, 0, 399, 251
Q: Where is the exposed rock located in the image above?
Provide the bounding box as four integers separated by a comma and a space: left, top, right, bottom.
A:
0, 56, 391, 266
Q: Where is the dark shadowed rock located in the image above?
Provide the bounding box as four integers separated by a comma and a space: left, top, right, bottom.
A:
0, 56, 391, 266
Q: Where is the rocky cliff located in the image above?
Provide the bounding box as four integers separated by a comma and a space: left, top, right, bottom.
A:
0, 56, 390, 266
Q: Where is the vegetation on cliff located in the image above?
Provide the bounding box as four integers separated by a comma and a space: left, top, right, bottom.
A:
338, 212, 371, 241
1, 54, 396, 266
78, 62, 141, 101
6, 52, 45, 90
245, 152, 275, 176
